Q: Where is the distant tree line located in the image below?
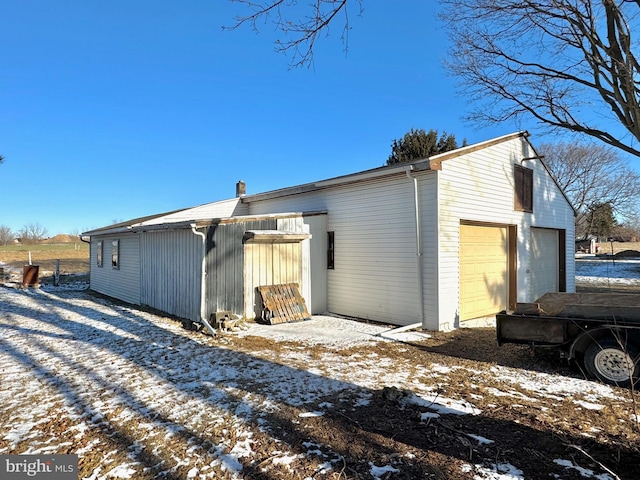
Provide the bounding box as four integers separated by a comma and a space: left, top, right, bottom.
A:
0, 223, 49, 245
537, 142, 640, 241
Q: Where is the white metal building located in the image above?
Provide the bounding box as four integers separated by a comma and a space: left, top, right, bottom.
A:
83, 131, 575, 331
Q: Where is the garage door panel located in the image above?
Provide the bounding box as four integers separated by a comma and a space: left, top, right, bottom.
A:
460, 225, 508, 321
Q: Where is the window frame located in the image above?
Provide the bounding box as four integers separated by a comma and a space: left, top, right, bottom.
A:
514, 164, 533, 213
96, 240, 103, 268
327, 231, 335, 269
111, 240, 120, 269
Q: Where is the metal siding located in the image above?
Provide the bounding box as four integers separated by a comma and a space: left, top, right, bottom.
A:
140, 230, 202, 322
141, 198, 248, 225
205, 219, 276, 317
89, 234, 141, 305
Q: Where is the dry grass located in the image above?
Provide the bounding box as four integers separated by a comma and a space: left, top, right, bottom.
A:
0, 242, 89, 274
598, 241, 640, 256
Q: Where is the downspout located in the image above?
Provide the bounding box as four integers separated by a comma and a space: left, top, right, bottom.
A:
191, 225, 217, 336
406, 166, 426, 330
378, 167, 425, 336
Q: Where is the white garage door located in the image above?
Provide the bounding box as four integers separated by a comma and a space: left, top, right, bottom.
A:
459, 224, 508, 321
530, 228, 559, 300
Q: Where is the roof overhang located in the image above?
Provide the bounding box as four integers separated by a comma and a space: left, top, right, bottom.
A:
243, 230, 312, 243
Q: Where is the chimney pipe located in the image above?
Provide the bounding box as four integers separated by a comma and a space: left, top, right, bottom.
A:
236, 180, 246, 198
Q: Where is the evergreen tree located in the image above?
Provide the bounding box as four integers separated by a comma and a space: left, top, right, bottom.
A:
387, 129, 464, 165
588, 203, 617, 241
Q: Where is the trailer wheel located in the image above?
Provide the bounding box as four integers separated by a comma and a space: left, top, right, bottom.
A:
584, 338, 639, 387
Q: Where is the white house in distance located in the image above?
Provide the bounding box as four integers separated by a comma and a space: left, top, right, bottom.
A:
82, 131, 576, 331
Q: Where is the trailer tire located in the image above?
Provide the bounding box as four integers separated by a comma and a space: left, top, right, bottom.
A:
584, 338, 639, 387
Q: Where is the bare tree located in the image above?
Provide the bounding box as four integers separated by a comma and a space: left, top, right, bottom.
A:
225, 0, 362, 68
19, 223, 49, 244
611, 213, 640, 241
538, 141, 640, 239
0, 225, 14, 245
440, 1, 640, 157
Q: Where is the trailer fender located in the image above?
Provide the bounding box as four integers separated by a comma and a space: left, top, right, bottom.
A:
569, 326, 632, 360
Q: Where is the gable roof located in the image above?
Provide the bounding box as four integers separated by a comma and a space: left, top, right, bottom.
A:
242, 131, 576, 216
82, 198, 247, 236
82, 131, 575, 237
242, 132, 528, 203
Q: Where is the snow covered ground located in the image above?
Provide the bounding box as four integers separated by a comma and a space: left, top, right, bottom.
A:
0, 266, 638, 479
576, 257, 640, 287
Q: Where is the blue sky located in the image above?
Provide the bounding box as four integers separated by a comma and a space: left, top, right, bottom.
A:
2, 1, 529, 235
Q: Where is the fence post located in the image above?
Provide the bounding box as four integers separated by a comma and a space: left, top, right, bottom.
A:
54, 259, 60, 287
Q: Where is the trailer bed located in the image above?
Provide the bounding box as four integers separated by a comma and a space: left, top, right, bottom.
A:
496, 292, 640, 347
496, 292, 640, 386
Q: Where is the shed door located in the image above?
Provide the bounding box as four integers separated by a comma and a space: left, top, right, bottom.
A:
243, 242, 303, 320
459, 224, 508, 321
530, 228, 559, 300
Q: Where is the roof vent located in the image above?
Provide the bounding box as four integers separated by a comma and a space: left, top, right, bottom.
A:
236, 180, 246, 198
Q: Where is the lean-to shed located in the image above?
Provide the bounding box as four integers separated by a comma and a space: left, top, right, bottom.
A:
83, 131, 576, 331
83, 199, 313, 325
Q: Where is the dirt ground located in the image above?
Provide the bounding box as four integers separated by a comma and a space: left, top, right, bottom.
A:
2, 243, 640, 479
227, 337, 638, 480
1, 283, 639, 479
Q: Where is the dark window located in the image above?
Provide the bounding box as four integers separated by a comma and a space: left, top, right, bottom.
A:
327, 231, 335, 269
514, 164, 533, 212
112, 240, 120, 269
97, 241, 103, 268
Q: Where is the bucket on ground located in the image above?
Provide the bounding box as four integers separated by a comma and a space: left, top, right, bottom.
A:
22, 265, 40, 287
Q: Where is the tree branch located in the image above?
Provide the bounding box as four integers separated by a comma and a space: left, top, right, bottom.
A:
225, 0, 361, 68
440, 0, 640, 157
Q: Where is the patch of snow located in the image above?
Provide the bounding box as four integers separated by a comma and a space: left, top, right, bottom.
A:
485, 387, 538, 403
431, 364, 453, 374
298, 411, 324, 418
488, 366, 617, 402
272, 453, 303, 469
408, 393, 482, 416
234, 314, 390, 346
575, 258, 640, 281
469, 462, 525, 479
369, 462, 400, 479
420, 412, 440, 420
102, 464, 137, 478
554, 458, 615, 480
574, 400, 604, 410
468, 434, 494, 445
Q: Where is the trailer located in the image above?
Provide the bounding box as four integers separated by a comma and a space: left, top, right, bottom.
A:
496, 292, 640, 387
